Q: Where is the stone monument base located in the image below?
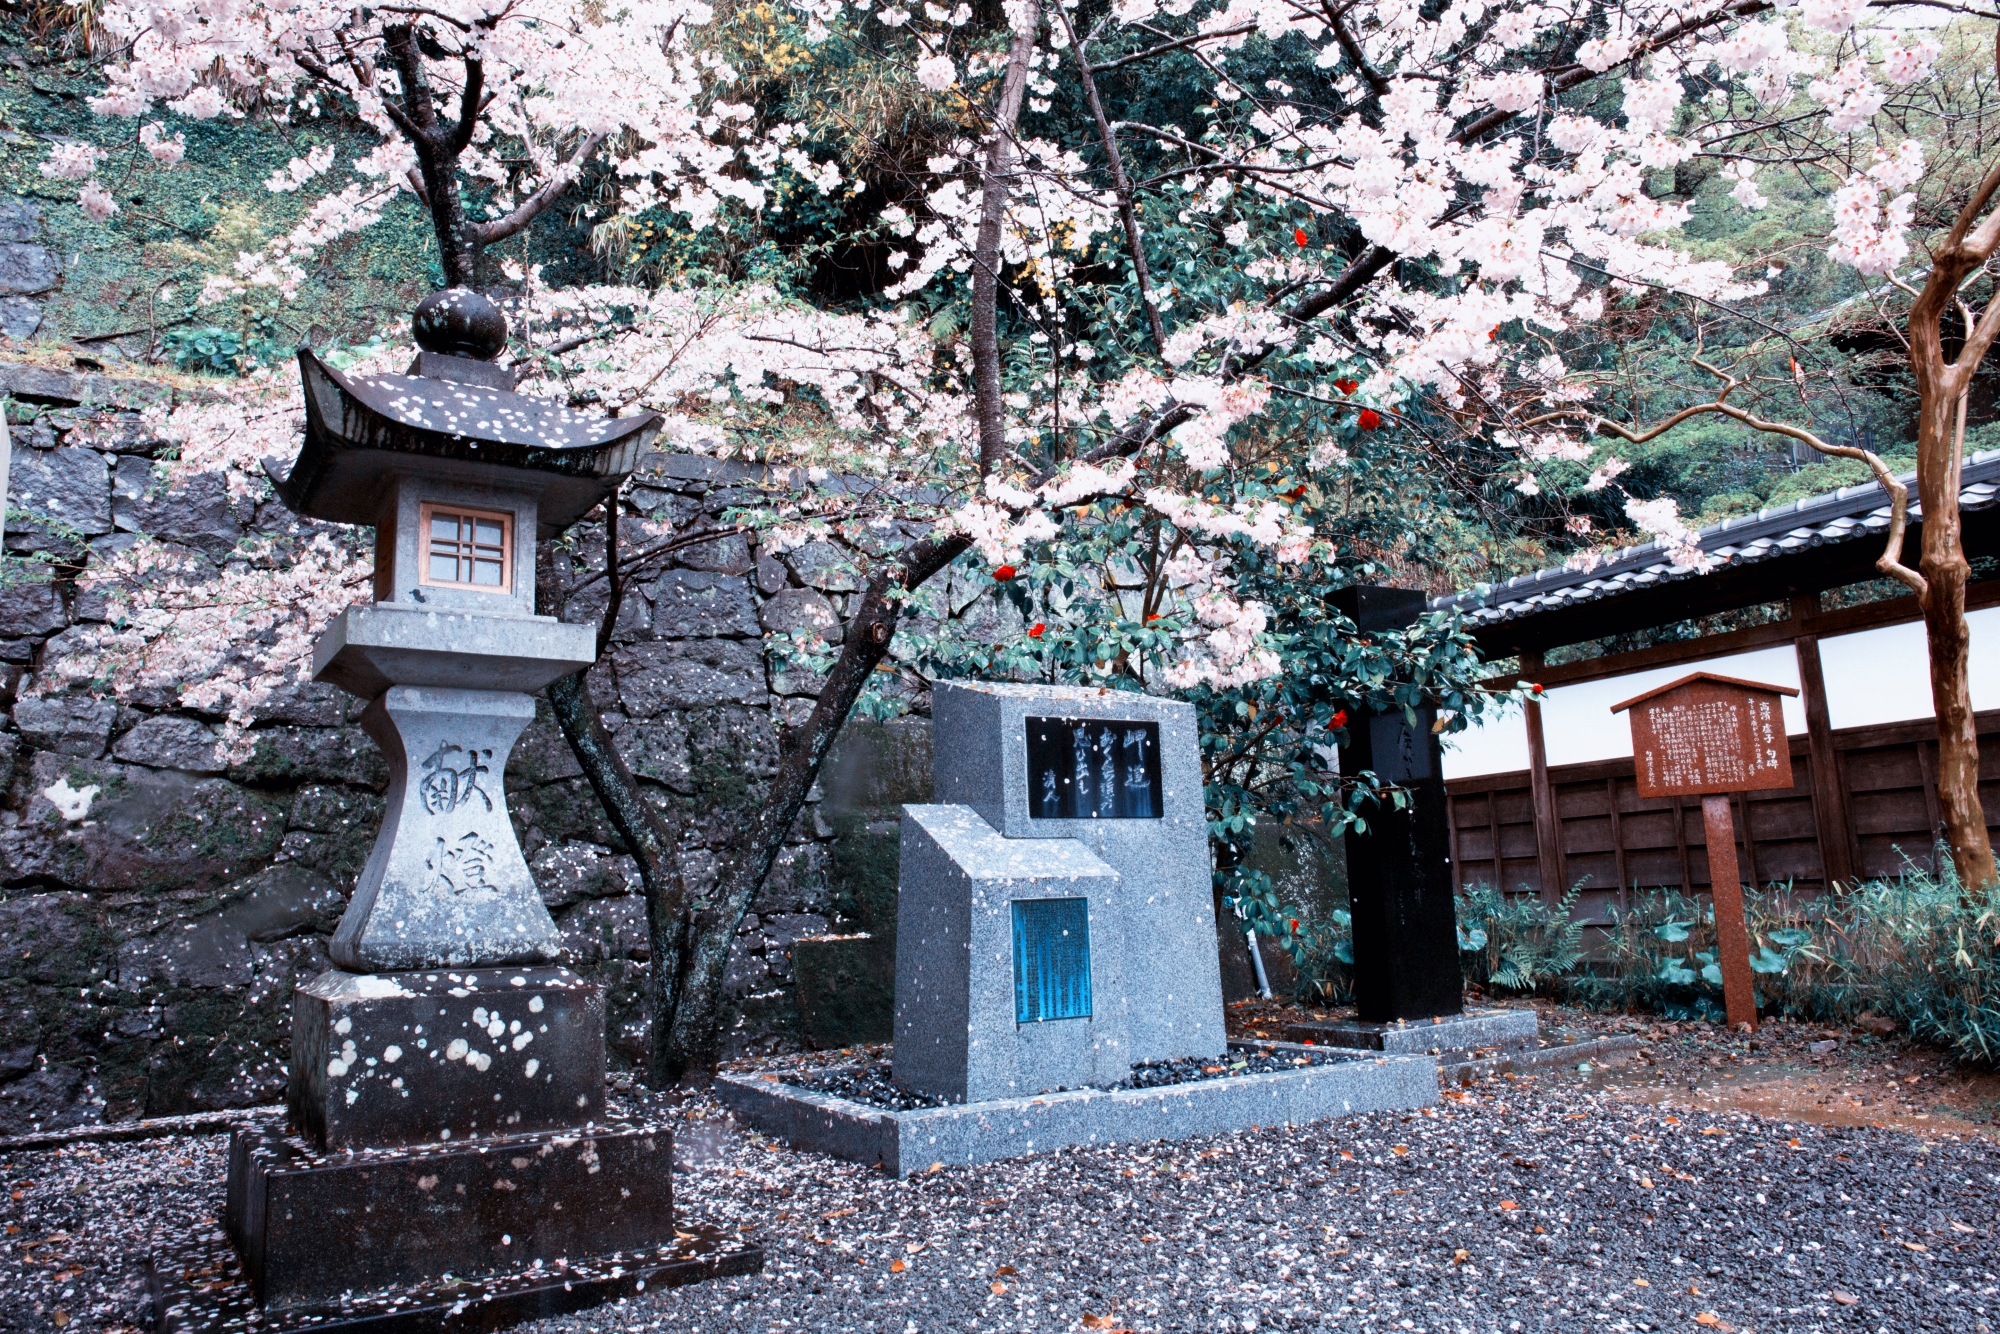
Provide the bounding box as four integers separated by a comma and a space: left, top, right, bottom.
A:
224, 1119, 683, 1310
718, 1041, 1436, 1176
148, 1219, 760, 1334
1284, 1006, 1539, 1055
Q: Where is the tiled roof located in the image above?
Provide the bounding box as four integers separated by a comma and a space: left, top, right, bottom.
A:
1432, 449, 2000, 628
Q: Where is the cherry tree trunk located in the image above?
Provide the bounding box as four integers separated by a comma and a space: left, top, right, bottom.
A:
1914, 394, 1998, 893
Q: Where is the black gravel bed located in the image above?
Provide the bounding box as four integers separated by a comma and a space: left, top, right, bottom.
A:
8, 1072, 1999, 1332
789, 1063, 951, 1111
791, 1048, 1356, 1111
1120, 1046, 1356, 1089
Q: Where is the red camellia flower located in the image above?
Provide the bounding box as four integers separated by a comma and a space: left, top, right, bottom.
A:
1290, 918, 1300, 932
1357, 409, 1382, 431
1146, 612, 1161, 622
1334, 378, 1358, 395
993, 564, 1016, 581
1330, 709, 1349, 729
1285, 483, 1308, 500
1530, 682, 1545, 695
1294, 227, 1308, 246
1029, 622, 1046, 639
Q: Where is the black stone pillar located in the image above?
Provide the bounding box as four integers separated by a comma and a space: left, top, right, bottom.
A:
1332, 586, 1464, 1023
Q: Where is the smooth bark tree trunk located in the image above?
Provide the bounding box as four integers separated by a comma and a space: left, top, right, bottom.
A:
1905, 149, 2000, 895
1913, 391, 1996, 892
642, 9, 1045, 1082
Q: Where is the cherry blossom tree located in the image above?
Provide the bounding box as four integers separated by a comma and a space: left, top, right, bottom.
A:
60, 0, 818, 293
53, 0, 2000, 1079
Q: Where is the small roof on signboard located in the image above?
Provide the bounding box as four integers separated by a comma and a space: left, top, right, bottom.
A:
1609, 670, 1801, 714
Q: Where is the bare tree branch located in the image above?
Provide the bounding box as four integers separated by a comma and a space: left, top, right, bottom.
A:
971, 3, 1044, 475
1087, 23, 1255, 73
468, 133, 605, 247
1059, 8, 1166, 356
1555, 355, 1925, 596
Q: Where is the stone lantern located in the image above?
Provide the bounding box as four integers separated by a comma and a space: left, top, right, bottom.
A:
163, 292, 762, 1330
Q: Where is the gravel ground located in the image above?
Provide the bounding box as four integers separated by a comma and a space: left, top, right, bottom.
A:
4, 1013, 1997, 1333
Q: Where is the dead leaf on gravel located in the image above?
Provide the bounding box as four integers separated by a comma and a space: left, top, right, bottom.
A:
890, 1259, 906, 1274
1498, 1200, 1519, 1211
905, 1241, 926, 1253
823, 1208, 856, 1219
49, 1314, 67, 1330
1694, 1312, 1735, 1331
1701, 1127, 1724, 1136
1951, 1221, 1977, 1234
1392, 1145, 1408, 1156
1901, 1241, 1928, 1252
1833, 1291, 1859, 1306
1453, 1249, 1469, 1264
1633, 1278, 1650, 1287
1339, 1151, 1354, 1161
990, 1282, 1007, 1295
994, 1265, 1017, 1276
1081, 1315, 1125, 1331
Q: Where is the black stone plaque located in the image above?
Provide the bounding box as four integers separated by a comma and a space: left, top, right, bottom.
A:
1331, 586, 1464, 1024
1025, 717, 1162, 819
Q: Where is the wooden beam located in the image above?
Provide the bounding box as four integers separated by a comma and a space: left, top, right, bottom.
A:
1917, 738, 1944, 854
1606, 775, 1629, 912
1486, 791, 1503, 893
1480, 579, 2000, 692
1790, 593, 1855, 890
1671, 796, 1695, 892
1521, 650, 1566, 903
1444, 787, 1463, 894
1733, 790, 1761, 890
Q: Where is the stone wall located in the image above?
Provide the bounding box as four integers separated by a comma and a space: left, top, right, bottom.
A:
0, 365, 923, 1133
0, 356, 1355, 1134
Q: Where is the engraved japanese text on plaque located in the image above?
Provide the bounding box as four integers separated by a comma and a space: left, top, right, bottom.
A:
1611, 672, 1799, 800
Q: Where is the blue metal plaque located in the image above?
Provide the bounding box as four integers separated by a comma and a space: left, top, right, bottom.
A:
1012, 897, 1092, 1023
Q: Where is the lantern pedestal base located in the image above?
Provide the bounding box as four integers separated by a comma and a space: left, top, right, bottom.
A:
221, 1119, 690, 1313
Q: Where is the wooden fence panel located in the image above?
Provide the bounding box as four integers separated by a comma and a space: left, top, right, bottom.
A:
1446, 711, 2000, 914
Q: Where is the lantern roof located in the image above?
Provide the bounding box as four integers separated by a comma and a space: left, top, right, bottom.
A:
276, 290, 660, 538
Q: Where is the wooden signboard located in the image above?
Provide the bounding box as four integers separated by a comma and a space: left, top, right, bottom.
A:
1619, 672, 1796, 799
1612, 672, 1801, 1031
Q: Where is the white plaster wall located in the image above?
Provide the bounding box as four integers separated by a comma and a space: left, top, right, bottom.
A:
1441, 606, 2000, 781
1818, 605, 2000, 729
1439, 699, 1526, 780
1441, 645, 1806, 780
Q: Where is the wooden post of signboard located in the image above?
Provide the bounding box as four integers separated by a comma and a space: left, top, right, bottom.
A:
1611, 672, 1801, 1031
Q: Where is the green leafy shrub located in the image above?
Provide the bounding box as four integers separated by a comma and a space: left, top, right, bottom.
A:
1457, 883, 1588, 994
164, 319, 290, 376
1447, 857, 2000, 1066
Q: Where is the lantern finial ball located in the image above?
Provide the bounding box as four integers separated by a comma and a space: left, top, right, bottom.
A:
412, 288, 508, 361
